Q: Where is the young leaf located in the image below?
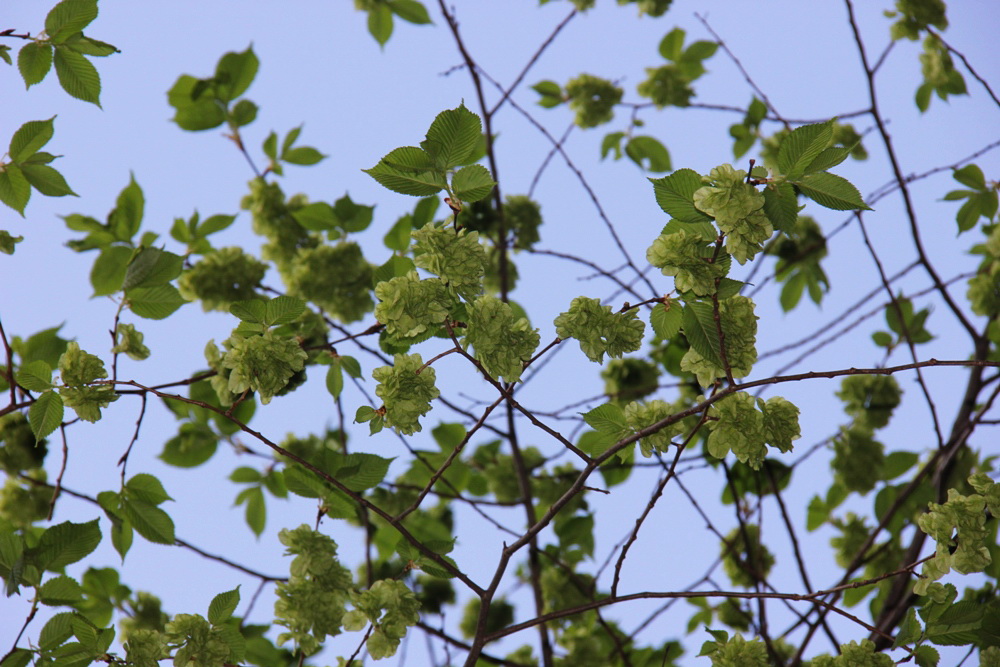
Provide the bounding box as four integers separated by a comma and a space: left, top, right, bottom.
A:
794, 172, 871, 211
17, 360, 54, 392
29, 390, 65, 442
422, 104, 482, 168
650, 301, 682, 339
0, 165, 31, 215
681, 300, 722, 366
121, 498, 175, 544
33, 519, 102, 570
582, 403, 629, 437
53, 47, 102, 106
777, 119, 833, 179
367, 3, 394, 47
125, 474, 172, 505
451, 164, 496, 202
45, 0, 99, 43
265, 295, 306, 326
9, 118, 56, 163
18, 43, 54, 88
208, 586, 241, 625
230, 299, 267, 324
126, 285, 188, 319
388, 0, 432, 24
326, 363, 344, 399
214, 46, 258, 102
20, 164, 76, 197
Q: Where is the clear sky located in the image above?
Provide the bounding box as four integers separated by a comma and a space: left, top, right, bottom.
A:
3, 0, 999, 663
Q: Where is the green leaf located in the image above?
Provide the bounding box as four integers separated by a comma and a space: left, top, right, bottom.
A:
383, 215, 412, 252
649, 169, 713, 223
123, 248, 184, 290
953, 164, 986, 190
125, 473, 172, 505
0, 164, 31, 215
365, 160, 446, 197
53, 47, 101, 106
61, 34, 119, 57
422, 104, 482, 168
326, 363, 344, 399
763, 183, 799, 233
388, 0, 432, 24
29, 390, 64, 442
658, 27, 685, 61
214, 46, 258, 102
45, 0, 99, 42
34, 519, 102, 570
110, 176, 144, 241
9, 118, 55, 163
208, 586, 241, 624
582, 403, 629, 437
451, 164, 496, 202
601, 131, 625, 159
90, 246, 131, 296
230, 299, 266, 323
265, 295, 306, 326
21, 163, 76, 197
625, 135, 671, 172
650, 301, 682, 339
291, 201, 338, 231
804, 146, 851, 174
121, 498, 175, 544
0, 230, 24, 255
777, 119, 833, 179
794, 172, 871, 211
228, 98, 258, 127
17, 360, 54, 392
262, 131, 278, 161
883, 450, 919, 480
282, 146, 325, 166
333, 452, 393, 492
126, 285, 188, 320
368, 3, 394, 47
39, 575, 84, 606
682, 300, 722, 366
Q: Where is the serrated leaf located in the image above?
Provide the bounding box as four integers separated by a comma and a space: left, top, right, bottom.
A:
650, 302, 682, 339
126, 285, 187, 320
53, 47, 101, 106
121, 498, 175, 544
39, 575, 84, 606
423, 104, 483, 168
795, 172, 871, 211
124, 248, 184, 290
61, 34, 119, 57
17, 360, 54, 392
777, 119, 833, 178
265, 295, 305, 326
365, 161, 446, 197
125, 473, 172, 505
208, 586, 241, 624
582, 403, 628, 436
681, 300, 722, 366
452, 164, 496, 202
110, 176, 144, 241
29, 390, 64, 442
230, 299, 266, 323
21, 163, 76, 197
0, 164, 31, 215
332, 452, 393, 491
649, 169, 713, 223
17, 42, 54, 89
45, 0, 99, 42
763, 183, 798, 233
804, 146, 851, 174
10, 118, 56, 163
33, 519, 102, 571
291, 202, 337, 231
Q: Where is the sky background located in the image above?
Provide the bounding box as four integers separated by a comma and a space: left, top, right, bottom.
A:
3, 0, 1000, 664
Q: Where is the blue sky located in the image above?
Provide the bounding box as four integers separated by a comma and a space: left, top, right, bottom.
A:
3, 0, 999, 663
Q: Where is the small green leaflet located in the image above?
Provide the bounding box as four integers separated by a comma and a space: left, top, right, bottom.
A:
582, 403, 629, 439
208, 586, 241, 625
681, 300, 722, 366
